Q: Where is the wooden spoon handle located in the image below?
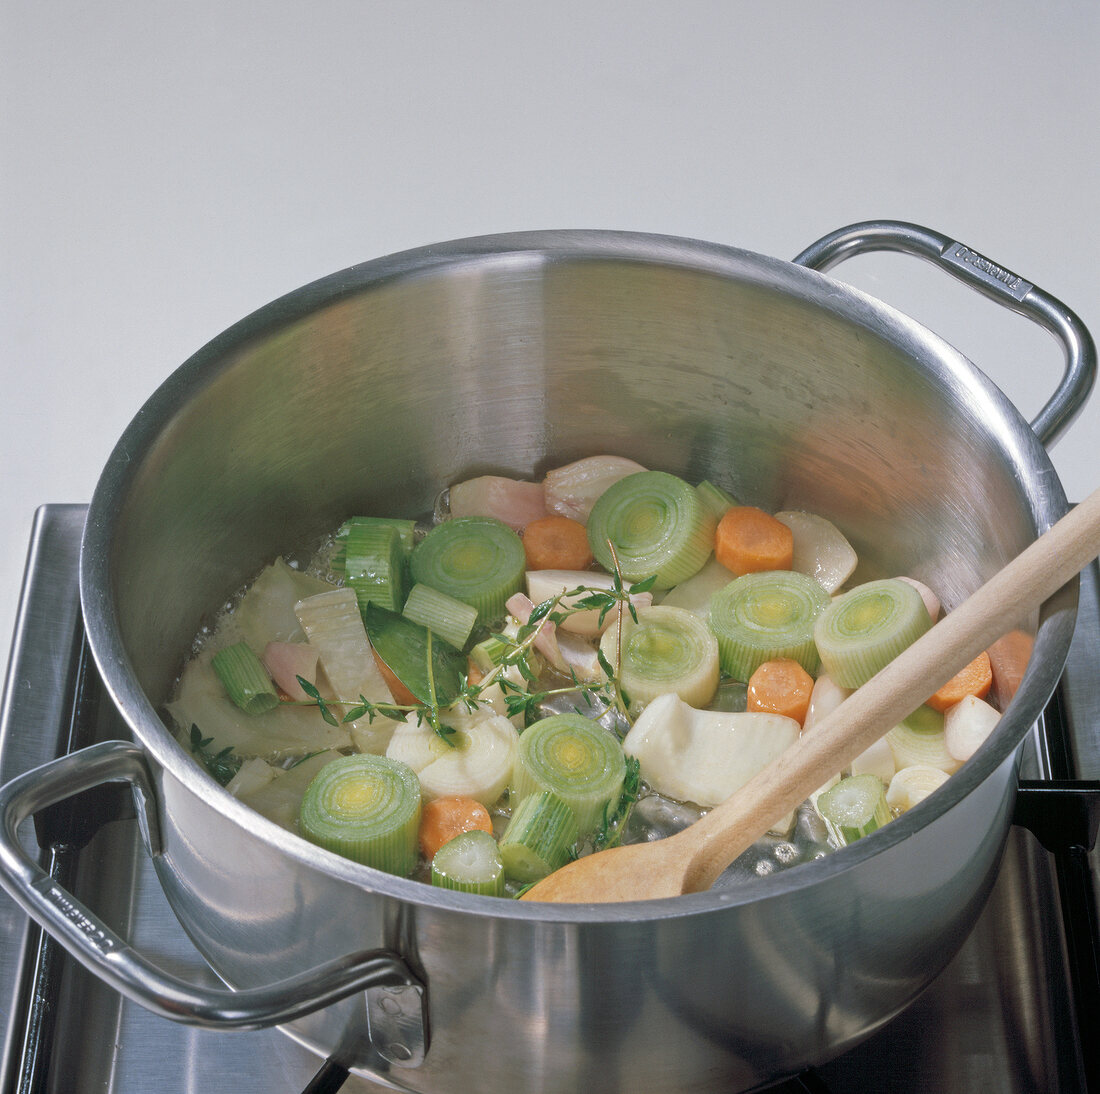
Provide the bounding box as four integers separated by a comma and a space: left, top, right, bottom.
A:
677, 486, 1100, 894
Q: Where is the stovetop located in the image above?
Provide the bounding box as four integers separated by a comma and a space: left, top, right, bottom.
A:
1, 505, 1098, 1093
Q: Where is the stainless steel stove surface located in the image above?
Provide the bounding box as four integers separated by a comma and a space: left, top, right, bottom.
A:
2, 506, 1098, 1093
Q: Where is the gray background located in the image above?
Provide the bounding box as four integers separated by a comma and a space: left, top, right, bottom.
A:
2, 1, 1098, 658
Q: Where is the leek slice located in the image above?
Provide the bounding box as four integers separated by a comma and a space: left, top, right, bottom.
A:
402, 582, 479, 650
586, 471, 716, 590
498, 791, 578, 882
410, 517, 526, 623
344, 521, 407, 615
708, 570, 830, 682
599, 605, 719, 709
512, 713, 627, 837
774, 510, 858, 594
298, 754, 421, 876
430, 830, 506, 896
210, 641, 279, 715
816, 774, 891, 845
815, 578, 932, 688
885, 704, 960, 774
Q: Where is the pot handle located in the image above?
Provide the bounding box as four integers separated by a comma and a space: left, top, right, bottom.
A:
793, 220, 1097, 447
0, 739, 428, 1060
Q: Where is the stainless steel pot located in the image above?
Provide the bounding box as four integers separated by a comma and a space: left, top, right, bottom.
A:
1, 221, 1095, 1093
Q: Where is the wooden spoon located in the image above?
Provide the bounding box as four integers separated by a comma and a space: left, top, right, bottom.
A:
521, 486, 1100, 903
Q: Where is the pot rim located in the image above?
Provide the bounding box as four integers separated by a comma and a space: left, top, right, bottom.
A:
79, 227, 1079, 923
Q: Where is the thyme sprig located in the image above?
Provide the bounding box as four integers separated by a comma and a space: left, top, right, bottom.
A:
188, 724, 243, 786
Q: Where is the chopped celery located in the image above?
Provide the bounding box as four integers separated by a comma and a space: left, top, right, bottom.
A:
499, 791, 578, 882
344, 521, 406, 615
431, 830, 506, 896
695, 479, 740, 520
332, 516, 416, 576
210, 641, 279, 715
586, 470, 716, 590
402, 582, 479, 650
816, 774, 891, 845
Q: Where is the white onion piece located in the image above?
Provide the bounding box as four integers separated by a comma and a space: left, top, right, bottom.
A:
449, 475, 547, 530
623, 693, 800, 810
525, 569, 653, 636
802, 673, 851, 731
774, 511, 857, 593
226, 757, 279, 798
849, 737, 896, 783
896, 576, 941, 621
262, 641, 320, 701
543, 455, 647, 522
886, 764, 950, 812
656, 556, 734, 618
944, 694, 1000, 762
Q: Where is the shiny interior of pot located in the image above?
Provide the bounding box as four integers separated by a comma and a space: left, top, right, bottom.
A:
83, 230, 1068, 769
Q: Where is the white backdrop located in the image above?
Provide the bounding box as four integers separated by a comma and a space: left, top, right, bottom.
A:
2, 1, 1098, 661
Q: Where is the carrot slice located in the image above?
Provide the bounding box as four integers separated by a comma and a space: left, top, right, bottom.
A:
418, 796, 495, 860
746, 657, 815, 725
522, 515, 594, 571
714, 506, 794, 575
926, 650, 993, 712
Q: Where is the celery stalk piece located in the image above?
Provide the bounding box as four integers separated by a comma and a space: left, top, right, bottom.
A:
211, 641, 280, 715
345, 522, 407, 615
410, 516, 526, 624
431, 830, 506, 896
586, 470, 716, 590
512, 714, 626, 838
814, 578, 932, 688
499, 791, 578, 883
708, 570, 830, 683
333, 516, 417, 572
599, 604, 719, 709
299, 754, 421, 876
402, 582, 479, 651
816, 774, 892, 845
695, 480, 740, 520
